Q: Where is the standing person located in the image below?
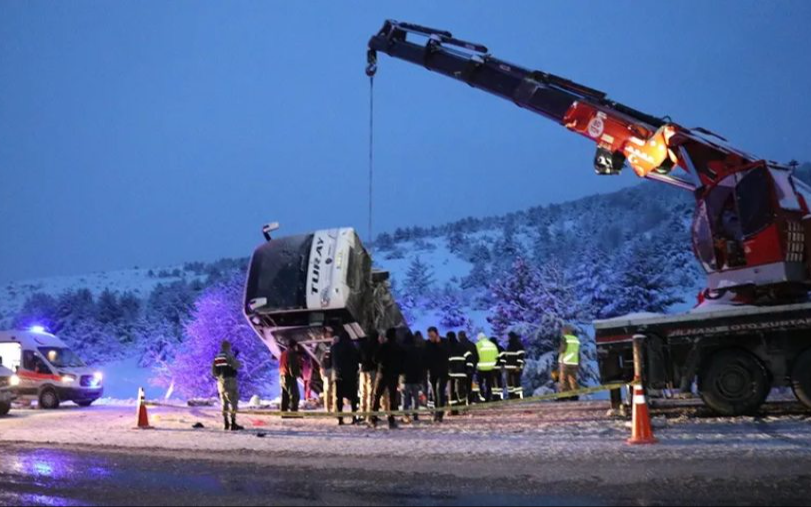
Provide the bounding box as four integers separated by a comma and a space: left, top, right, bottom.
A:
425, 327, 450, 423
491, 338, 507, 401
371, 328, 402, 429
505, 332, 526, 399
359, 332, 380, 423
318, 328, 338, 413
401, 331, 425, 424
301, 351, 314, 403
212, 340, 244, 431
332, 330, 361, 425
414, 331, 429, 404
447, 332, 470, 415
559, 326, 582, 400
476, 333, 499, 403
279, 339, 302, 414
459, 331, 479, 404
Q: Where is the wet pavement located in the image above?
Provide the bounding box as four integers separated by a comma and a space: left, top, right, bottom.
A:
0, 444, 594, 506
1, 443, 811, 506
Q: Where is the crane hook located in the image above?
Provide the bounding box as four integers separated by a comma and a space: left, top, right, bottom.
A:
366, 49, 378, 77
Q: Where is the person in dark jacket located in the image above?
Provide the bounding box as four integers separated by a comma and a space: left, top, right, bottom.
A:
459, 331, 479, 404
425, 326, 450, 423
447, 332, 470, 415
505, 331, 526, 399
358, 334, 379, 422
414, 331, 429, 399
400, 332, 425, 423
279, 339, 302, 413
332, 330, 361, 425
371, 328, 402, 429
491, 336, 507, 401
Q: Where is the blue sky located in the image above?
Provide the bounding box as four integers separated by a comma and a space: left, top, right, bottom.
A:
1, 1, 810, 283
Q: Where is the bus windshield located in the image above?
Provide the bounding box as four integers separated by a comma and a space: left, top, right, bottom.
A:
39, 347, 86, 368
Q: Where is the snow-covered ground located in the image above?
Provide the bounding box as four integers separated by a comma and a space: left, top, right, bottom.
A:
2, 401, 808, 462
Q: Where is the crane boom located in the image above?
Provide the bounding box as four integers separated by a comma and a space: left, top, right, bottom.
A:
367, 20, 757, 190
366, 20, 811, 304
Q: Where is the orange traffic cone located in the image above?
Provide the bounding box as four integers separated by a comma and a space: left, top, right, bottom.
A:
627, 385, 657, 445
135, 387, 153, 430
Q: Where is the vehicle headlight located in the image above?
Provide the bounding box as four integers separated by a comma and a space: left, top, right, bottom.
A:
94, 372, 103, 382
62, 375, 76, 384
9, 375, 20, 387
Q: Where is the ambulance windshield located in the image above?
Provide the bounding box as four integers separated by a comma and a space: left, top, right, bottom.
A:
39, 347, 86, 368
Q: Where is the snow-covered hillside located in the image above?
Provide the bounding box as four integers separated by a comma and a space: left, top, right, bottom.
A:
1, 267, 192, 326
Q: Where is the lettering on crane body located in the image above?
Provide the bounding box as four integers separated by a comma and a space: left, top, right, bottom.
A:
667, 317, 811, 338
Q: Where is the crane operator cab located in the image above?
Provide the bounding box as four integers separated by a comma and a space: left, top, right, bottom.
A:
692, 162, 811, 301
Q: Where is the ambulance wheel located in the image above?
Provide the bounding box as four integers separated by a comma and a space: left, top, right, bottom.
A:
791, 349, 811, 409
698, 349, 769, 416
0, 401, 10, 416
39, 388, 60, 410
76, 401, 94, 408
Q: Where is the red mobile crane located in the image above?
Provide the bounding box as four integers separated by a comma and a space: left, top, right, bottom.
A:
367, 20, 811, 415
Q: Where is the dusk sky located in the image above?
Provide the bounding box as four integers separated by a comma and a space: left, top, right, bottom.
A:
2, 1, 810, 284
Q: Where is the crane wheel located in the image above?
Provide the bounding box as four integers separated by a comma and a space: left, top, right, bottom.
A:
698, 349, 770, 416
791, 349, 811, 410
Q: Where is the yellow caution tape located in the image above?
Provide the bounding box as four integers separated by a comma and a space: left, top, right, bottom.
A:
145, 382, 633, 420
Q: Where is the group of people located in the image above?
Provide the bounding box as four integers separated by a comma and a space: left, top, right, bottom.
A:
273, 324, 583, 430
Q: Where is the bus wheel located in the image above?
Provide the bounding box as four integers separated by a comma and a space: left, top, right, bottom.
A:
39, 388, 60, 410
698, 349, 769, 416
791, 349, 811, 409
0, 401, 10, 416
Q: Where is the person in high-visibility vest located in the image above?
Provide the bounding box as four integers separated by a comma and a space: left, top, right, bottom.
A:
558, 325, 581, 400
476, 333, 499, 402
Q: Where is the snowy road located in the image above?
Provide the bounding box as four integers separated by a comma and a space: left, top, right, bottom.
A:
0, 402, 810, 505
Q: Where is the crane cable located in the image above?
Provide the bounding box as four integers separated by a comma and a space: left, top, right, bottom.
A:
367, 75, 375, 246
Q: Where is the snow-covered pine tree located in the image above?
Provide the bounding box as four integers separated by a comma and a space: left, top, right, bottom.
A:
488, 257, 542, 339
531, 221, 553, 264
13, 293, 59, 331
607, 240, 684, 317
374, 232, 395, 251
652, 213, 701, 289
446, 226, 467, 255
160, 273, 276, 399
439, 283, 470, 330
462, 253, 491, 292
491, 218, 524, 278
572, 247, 620, 320
489, 259, 598, 394
97, 289, 124, 328
404, 256, 435, 303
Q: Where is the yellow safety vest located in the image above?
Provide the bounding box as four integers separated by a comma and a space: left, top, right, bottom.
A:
561, 335, 581, 366
477, 339, 499, 372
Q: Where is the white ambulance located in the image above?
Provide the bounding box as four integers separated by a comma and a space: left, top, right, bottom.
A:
0, 328, 104, 409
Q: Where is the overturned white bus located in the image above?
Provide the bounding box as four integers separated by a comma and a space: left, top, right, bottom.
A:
244, 226, 408, 367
